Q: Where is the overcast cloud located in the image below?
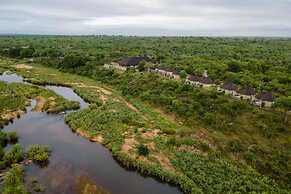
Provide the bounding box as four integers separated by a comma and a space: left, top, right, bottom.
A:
0, 0, 291, 36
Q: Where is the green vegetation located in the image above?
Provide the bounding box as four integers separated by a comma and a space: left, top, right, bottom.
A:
137, 144, 149, 156
0, 36, 290, 193
0, 36, 290, 96
0, 79, 80, 128
26, 145, 50, 162
2, 164, 28, 194
0, 131, 7, 146
31, 178, 46, 192
2, 144, 23, 165
7, 131, 18, 142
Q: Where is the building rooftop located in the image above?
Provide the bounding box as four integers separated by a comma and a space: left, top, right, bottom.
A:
256, 92, 276, 102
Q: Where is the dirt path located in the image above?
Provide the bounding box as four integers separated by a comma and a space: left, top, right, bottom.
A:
72, 83, 113, 95
15, 64, 33, 69
124, 101, 138, 111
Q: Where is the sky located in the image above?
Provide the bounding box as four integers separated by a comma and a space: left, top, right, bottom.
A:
0, 0, 291, 36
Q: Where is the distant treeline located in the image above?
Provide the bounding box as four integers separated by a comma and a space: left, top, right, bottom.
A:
0, 36, 290, 96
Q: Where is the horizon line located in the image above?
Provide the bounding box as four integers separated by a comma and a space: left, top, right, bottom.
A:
0, 33, 291, 38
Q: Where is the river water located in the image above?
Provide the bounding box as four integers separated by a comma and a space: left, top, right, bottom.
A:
0, 72, 182, 194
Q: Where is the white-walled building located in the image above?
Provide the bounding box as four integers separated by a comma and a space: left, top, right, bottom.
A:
217, 83, 237, 95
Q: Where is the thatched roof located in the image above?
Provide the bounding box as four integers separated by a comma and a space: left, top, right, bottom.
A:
256, 92, 276, 102
171, 68, 180, 75
118, 57, 155, 66
220, 83, 237, 91
188, 74, 201, 82
237, 86, 256, 95
160, 66, 180, 75
200, 77, 213, 84
157, 65, 166, 70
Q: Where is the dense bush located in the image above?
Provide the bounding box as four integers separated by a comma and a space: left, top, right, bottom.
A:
137, 144, 149, 156
1, 164, 28, 194
26, 145, 50, 162
0, 131, 7, 146
7, 131, 18, 142
3, 144, 23, 165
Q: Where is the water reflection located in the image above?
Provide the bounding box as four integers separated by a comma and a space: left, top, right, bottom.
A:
0, 71, 182, 194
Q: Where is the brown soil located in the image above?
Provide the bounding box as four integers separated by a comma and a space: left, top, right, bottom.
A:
76, 176, 108, 194
48, 96, 55, 101
178, 144, 208, 156
14, 64, 33, 69
32, 96, 46, 112
230, 154, 247, 165
1, 110, 24, 120
121, 138, 138, 156
94, 85, 112, 95
191, 131, 217, 149
48, 97, 56, 108
109, 109, 117, 113
76, 128, 104, 144
141, 128, 160, 139
73, 83, 113, 95
155, 108, 176, 121
124, 101, 138, 112
92, 135, 104, 144
151, 153, 176, 172
99, 94, 108, 103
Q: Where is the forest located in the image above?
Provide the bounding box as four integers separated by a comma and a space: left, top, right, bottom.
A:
0, 36, 290, 96
0, 36, 290, 193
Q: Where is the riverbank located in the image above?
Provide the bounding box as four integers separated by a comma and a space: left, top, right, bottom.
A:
1, 60, 289, 193
0, 66, 182, 194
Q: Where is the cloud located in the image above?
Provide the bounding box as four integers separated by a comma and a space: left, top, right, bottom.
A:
0, 0, 290, 36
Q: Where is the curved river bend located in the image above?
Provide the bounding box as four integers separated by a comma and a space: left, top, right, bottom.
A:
0, 72, 182, 194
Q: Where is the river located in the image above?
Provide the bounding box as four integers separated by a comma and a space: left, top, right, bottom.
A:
0, 72, 182, 194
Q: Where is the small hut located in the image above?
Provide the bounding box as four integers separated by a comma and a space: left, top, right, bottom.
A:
255, 92, 276, 107
186, 74, 201, 86
199, 77, 213, 88
236, 86, 256, 100
117, 56, 155, 70
218, 83, 237, 94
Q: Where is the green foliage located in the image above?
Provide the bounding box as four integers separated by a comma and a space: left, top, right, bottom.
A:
0, 131, 7, 146
137, 144, 149, 156
273, 96, 291, 123
137, 61, 146, 72
0, 80, 80, 120
179, 70, 187, 79
1, 36, 291, 192
26, 145, 50, 162
227, 60, 241, 73
0, 146, 4, 160
3, 144, 23, 165
2, 164, 28, 194
33, 184, 46, 192
7, 131, 18, 142
172, 152, 287, 193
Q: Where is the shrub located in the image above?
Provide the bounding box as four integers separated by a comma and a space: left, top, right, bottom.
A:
7, 131, 18, 142
33, 184, 46, 192
89, 103, 99, 109
0, 146, 4, 160
179, 70, 188, 79
26, 145, 50, 162
0, 131, 7, 146
2, 164, 28, 194
227, 139, 245, 153
137, 144, 149, 156
3, 144, 23, 165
